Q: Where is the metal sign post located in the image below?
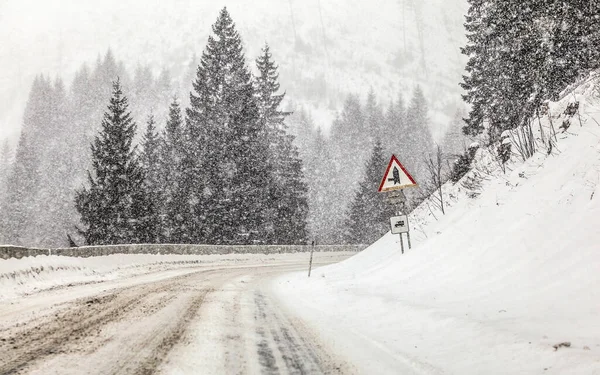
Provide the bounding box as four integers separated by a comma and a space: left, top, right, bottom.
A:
399, 231, 405, 254
379, 155, 417, 255
390, 213, 410, 254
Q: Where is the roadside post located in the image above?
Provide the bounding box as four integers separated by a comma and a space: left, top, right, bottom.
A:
399, 228, 405, 254
378, 155, 417, 253
308, 239, 315, 277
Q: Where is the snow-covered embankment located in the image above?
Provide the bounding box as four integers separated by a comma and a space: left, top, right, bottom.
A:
272, 84, 600, 374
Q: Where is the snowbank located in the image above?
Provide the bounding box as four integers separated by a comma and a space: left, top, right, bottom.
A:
0, 252, 353, 302
273, 84, 600, 374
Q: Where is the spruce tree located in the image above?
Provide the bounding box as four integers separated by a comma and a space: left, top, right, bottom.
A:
304, 127, 340, 244
0, 133, 38, 245
140, 114, 161, 243
161, 98, 189, 243
0, 140, 12, 195
460, 0, 497, 137
382, 92, 407, 157
186, 8, 272, 244
75, 79, 151, 245
460, 0, 600, 139
329, 94, 370, 234
34, 77, 75, 246
0, 76, 51, 245
287, 108, 315, 163
141, 115, 161, 190
91, 50, 119, 109
254, 44, 309, 244
442, 108, 469, 162
405, 85, 434, 183
544, 1, 600, 100
365, 88, 384, 143
346, 140, 395, 244
227, 85, 272, 244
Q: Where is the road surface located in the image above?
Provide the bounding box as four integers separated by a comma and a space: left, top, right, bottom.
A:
0, 255, 357, 375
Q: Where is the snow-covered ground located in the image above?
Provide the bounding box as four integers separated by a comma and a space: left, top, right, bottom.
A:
272, 82, 600, 374
0, 253, 355, 374
2, 82, 599, 373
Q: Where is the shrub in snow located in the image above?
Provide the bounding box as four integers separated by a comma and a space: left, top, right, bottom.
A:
564, 101, 579, 116
449, 143, 480, 183
552, 342, 571, 351
560, 119, 571, 132
497, 138, 512, 166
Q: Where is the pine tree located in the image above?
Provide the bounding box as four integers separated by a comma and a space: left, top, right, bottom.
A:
155, 68, 173, 120
543, 1, 600, 100
160, 98, 189, 243
460, 0, 600, 139
0, 140, 12, 195
442, 108, 469, 158
131, 64, 156, 124
346, 140, 395, 244
382, 92, 407, 157
227, 86, 272, 244
329, 96, 369, 202
460, 0, 535, 139
365, 88, 384, 143
0, 76, 52, 245
460, 0, 498, 137
255, 44, 289, 127
405, 85, 434, 183
186, 8, 272, 244
254, 44, 309, 244
139, 114, 161, 243
70, 64, 97, 174
287, 107, 315, 163
141, 115, 161, 190
33, 76, 75, 246
0, 133, 38, 245
75, 79, 152, 245
304, 127, 340, 244
91, 50, 119, 109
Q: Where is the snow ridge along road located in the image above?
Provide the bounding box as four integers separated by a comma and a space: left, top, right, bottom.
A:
0, 254, 355, 375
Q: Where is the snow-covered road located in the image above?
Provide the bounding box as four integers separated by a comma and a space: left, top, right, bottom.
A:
0, 255, 355, 375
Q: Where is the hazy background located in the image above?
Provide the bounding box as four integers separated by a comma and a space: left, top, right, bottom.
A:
0, 0, 468, 145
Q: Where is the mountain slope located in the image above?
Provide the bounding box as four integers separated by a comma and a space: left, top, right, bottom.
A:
0, 0, 467, 142
272, 81, 600, 374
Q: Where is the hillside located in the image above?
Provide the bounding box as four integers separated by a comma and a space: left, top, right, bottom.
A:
272, 80, 600, 374
0, 0, 467, 143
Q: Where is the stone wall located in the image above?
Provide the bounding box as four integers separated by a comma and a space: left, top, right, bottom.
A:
0, 244, 365, 260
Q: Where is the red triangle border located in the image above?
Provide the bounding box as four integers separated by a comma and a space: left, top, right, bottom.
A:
378, 154, 417, 192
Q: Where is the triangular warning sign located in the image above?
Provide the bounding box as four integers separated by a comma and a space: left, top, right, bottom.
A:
378, 155, 417, 192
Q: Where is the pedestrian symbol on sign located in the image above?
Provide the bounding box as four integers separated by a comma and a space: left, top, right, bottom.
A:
378, 155, 417, 192
388, 167, 401, 185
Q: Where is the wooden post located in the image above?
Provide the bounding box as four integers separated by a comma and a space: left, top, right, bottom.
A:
406, 231, 412, 249
308, 239, 315, 277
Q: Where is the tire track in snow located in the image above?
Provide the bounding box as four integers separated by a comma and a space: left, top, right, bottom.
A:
0, 271, 218, 375
254, 291, 347, 375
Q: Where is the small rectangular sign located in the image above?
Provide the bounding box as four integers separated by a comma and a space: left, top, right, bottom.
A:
390, 215, 409, 234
